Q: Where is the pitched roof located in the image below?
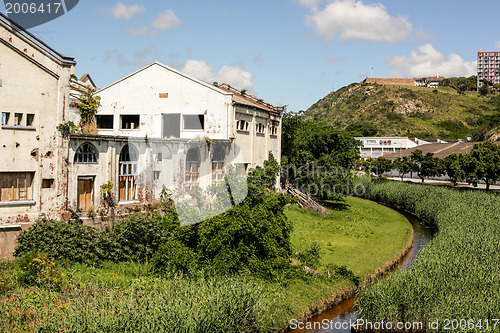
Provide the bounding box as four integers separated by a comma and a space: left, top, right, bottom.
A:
0, 12, 75, 64
97, 62, 233, 96
216, 84, 283, 114
384, 141, 500, 159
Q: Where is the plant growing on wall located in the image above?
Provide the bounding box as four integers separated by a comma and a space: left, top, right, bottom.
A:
101, 181, 115, 208
57, 121, 78, 138
77, 87, 101, 128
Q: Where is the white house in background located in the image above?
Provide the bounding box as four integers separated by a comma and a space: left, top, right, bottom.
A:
355, 137, 436, 159
67, 62, 283, 210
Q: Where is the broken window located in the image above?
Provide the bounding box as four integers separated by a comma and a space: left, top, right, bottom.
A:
236, 120, 249, 132
0, 172, 34, 202
96, 115, 114, 129
26, 114, 35, 127
74, 142, 98, 164
269, 120, 279, 136
120, 115, 140, 130
185, 148, 200, 191
1, 112, 10, 126
236, 163, 249, 178
256, 122, 265, 134
183, 115, 204, 130
42, 179, 54, 189
119, 144, 138, 202
212, 147, 225, 185
14, 113, 22, 126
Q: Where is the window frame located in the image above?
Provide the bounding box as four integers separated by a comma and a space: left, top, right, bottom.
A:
74, 142, 98, 164
183, 114, 205, 131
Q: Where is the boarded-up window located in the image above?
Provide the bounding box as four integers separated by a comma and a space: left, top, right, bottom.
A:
0, 172, 34, 202
183, 115, 204, 130
159, 93, 169, 98
162, 113, 180, 138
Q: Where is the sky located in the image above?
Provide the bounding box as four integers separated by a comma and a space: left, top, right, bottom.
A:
2, 0, 500, 112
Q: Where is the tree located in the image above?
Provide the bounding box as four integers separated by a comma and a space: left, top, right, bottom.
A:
345, 122, 378, 136
374, 157, 393, 177
410, 150, 443, 182
443, 153, 466, 186
463, 141, 500, 190
281, 111, 360, 200
479, 79, 492, 97
393, 156, 414, 181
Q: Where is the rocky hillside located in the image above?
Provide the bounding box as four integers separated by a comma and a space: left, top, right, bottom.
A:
304, 83, 500, 141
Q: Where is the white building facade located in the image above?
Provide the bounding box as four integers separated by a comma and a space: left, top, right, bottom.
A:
355, 137, 431, 159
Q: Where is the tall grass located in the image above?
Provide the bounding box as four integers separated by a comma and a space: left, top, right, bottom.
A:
355, 177, 500, 332
0, 275, 262, 333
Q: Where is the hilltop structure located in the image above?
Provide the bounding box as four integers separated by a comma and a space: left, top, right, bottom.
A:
477, 50, 500, 89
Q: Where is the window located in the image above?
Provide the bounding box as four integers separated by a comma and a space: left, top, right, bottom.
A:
74, 142, 98, 164
2, 112, 10, 126
120, 115, 140, 130
185, 148, 200, 191
14, 113, 22, 126
26, 114, 35, 127
269, 121, 279, 136
183, 115, 204, 130
236, 163, 249, 178
0, 172, 34, 202
96, 115, 114, 129
119, 144, 139, 201
256, 122, 265, 134
236, 120, 249, 132
212, 147, 225, 185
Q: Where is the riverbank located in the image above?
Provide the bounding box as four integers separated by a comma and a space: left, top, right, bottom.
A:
258, 196, 413, 331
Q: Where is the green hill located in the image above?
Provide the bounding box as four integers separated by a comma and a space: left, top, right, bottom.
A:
304, 82, 500, 141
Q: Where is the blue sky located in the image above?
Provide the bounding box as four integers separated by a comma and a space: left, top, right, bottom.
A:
2, 0, 500, 112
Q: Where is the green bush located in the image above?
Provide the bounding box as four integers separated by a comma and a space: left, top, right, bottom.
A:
151, 240, 198, 275
14, 220, 103, 264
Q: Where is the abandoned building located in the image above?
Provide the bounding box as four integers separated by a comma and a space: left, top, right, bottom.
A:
0, 12, 283, 229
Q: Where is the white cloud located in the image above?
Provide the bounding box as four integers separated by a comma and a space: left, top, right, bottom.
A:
304, 0, 413, 43
179, 60, 254, 89
106, 2, 145, 20
496, 41, 500, 49
387, 44, 476, 78
152, 9, 181, 30
104, 45, 159, 67
216, 65, 254, 89
181, 60, 215, 82
124, 26, 158, 37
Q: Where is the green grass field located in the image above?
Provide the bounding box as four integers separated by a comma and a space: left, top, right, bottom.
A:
287, 196, 412, 276
258, 196, 412, 330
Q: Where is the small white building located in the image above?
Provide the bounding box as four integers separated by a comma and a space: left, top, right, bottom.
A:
355, 137, 433, 159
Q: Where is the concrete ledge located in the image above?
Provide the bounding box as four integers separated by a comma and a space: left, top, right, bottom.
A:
0, 224, 22, 230
1, 126, 36, 131
0, 201, 36, 207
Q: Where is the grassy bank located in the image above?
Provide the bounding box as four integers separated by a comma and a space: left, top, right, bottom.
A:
0, 196, 413, 332
355, 177, 500, 332
258, 196, 412, 330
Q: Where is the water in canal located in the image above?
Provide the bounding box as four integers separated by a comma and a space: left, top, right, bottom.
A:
287, 212, 434, 333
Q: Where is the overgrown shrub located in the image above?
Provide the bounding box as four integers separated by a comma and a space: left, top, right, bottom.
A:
14, 220, 103, 264
151, 240, 198, 275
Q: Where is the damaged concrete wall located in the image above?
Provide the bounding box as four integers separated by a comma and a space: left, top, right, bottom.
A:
0, 14, 75, 224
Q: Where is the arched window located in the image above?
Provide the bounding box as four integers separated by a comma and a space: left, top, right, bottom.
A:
119, 144, 138, 201
74, 142, 98, 164
185, 148, 200, 191
212, 147, 225, 185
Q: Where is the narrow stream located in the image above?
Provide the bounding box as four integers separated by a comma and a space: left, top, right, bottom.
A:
287, 212, 434, 333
